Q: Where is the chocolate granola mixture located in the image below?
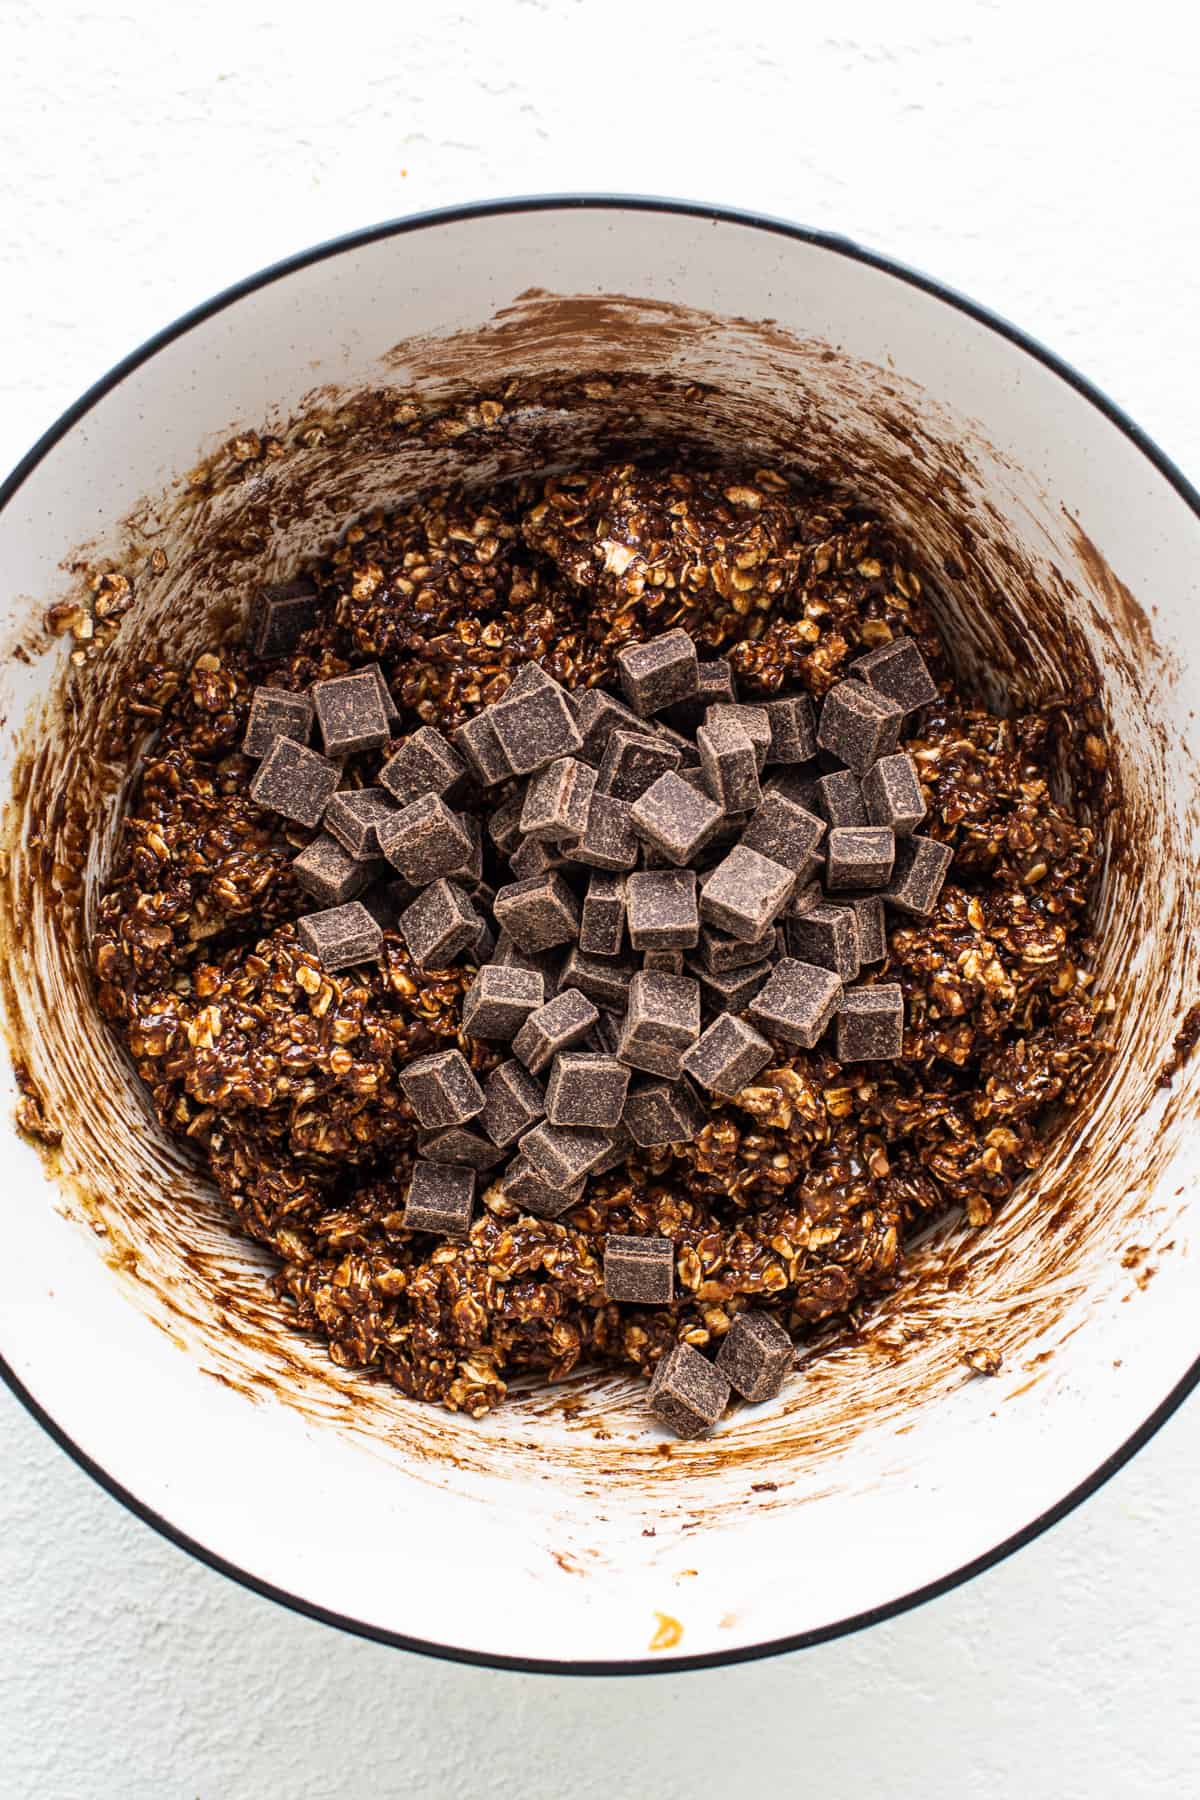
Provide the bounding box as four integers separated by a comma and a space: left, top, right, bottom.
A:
91, 463, 1104, 1417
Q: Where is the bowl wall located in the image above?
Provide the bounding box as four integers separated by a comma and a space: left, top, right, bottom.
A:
2, 200, 1198, 1670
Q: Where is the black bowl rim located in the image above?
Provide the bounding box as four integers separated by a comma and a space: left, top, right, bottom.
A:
1, 192, 1197, 1678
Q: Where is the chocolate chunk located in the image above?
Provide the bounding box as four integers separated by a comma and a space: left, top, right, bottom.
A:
763, 694, 817, 765
617, 969, 701, 1078
836, 982, 905, 1061
785, 901, 861, 981
579, 872, 626, 957
881, 834, 954, 915
653, 719, 702, 767
512, 986, 599, 1074
862, 751, 926, 836
715, 1312, 793, 1402
570, 794, 640, 871
504, 662, 555, 700
452, 710, 511, 786
616, 629, 699, 716
520, 756, 597, 841
847, 894, 887, 964
816, 679, 904, 774
826, 825, 896, 892
293, 834, 379, 907
587, 1119, 634, 1176
242, 686, 314, 759
379, 726, 469, 807
488, 791, 527, 856
419, 1127, 505, 1171
588, 1008, 625, 1054
626, 869, 700, 951
312, 668, 391, 757
572, 688, 644, 763
682, 1013, 773, 1096
704, 703, 770, 772
739, 791, 825, 877
492, 930, 562, 987
402, 1160, 476, 1235
557, 945, 635, 1009
398, 1047, 486, 1128
816, 768, 869, 827
491, 677, 582, 775
648, 1343, 729, 1437
630, 771, 723, 865
323, 787, 400, 860
642, 949, 685, 974
852, 636, 938, 714
546, 1051, 630, 1127
480, 1059, 546, 1147
508, 835, 572, 880
295, 900, 383, 971
664, 657, 737, 732
249, 579, 318, 659
604, 1234, 676, 1303
691, 956, 776, 1015
492, 873, 581, 951
698, 922, 777, 973
597, 728, 682, 801
623, 1078, 705, 1147
462, 963, 545, 1040
697, 715, 761, 814
768, 765, 822, 811
699, 846, 794, 941
379, 794, 475, 885
747, 956, 842, 1048
250, 737, 340, 828
501, 1154, 584, 1219
520, 1120, 612, 1184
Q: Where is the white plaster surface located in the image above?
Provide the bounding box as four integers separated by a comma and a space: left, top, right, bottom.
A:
2, 3, 1199, 1794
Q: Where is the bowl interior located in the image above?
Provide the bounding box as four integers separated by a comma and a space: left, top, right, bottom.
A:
2, 204, 1199, 1668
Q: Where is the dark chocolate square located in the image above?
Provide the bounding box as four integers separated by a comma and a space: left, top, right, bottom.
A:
295, 900, 383, 971
604, 1234, 676, 1303
250, 737, 340, 829
312, 668, 392, 757
242, 686, 314, 759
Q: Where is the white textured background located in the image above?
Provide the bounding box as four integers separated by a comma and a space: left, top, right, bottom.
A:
2, 3, 1199, 1795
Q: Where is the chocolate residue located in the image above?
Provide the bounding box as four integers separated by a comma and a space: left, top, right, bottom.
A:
1, 288, 1198, 1556
1158, 1002, 1200, 1087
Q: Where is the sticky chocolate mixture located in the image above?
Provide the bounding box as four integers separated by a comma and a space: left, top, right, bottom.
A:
91, 463, 1104, 1417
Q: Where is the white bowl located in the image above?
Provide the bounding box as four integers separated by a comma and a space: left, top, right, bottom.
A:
2, 197, 1198, 1673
